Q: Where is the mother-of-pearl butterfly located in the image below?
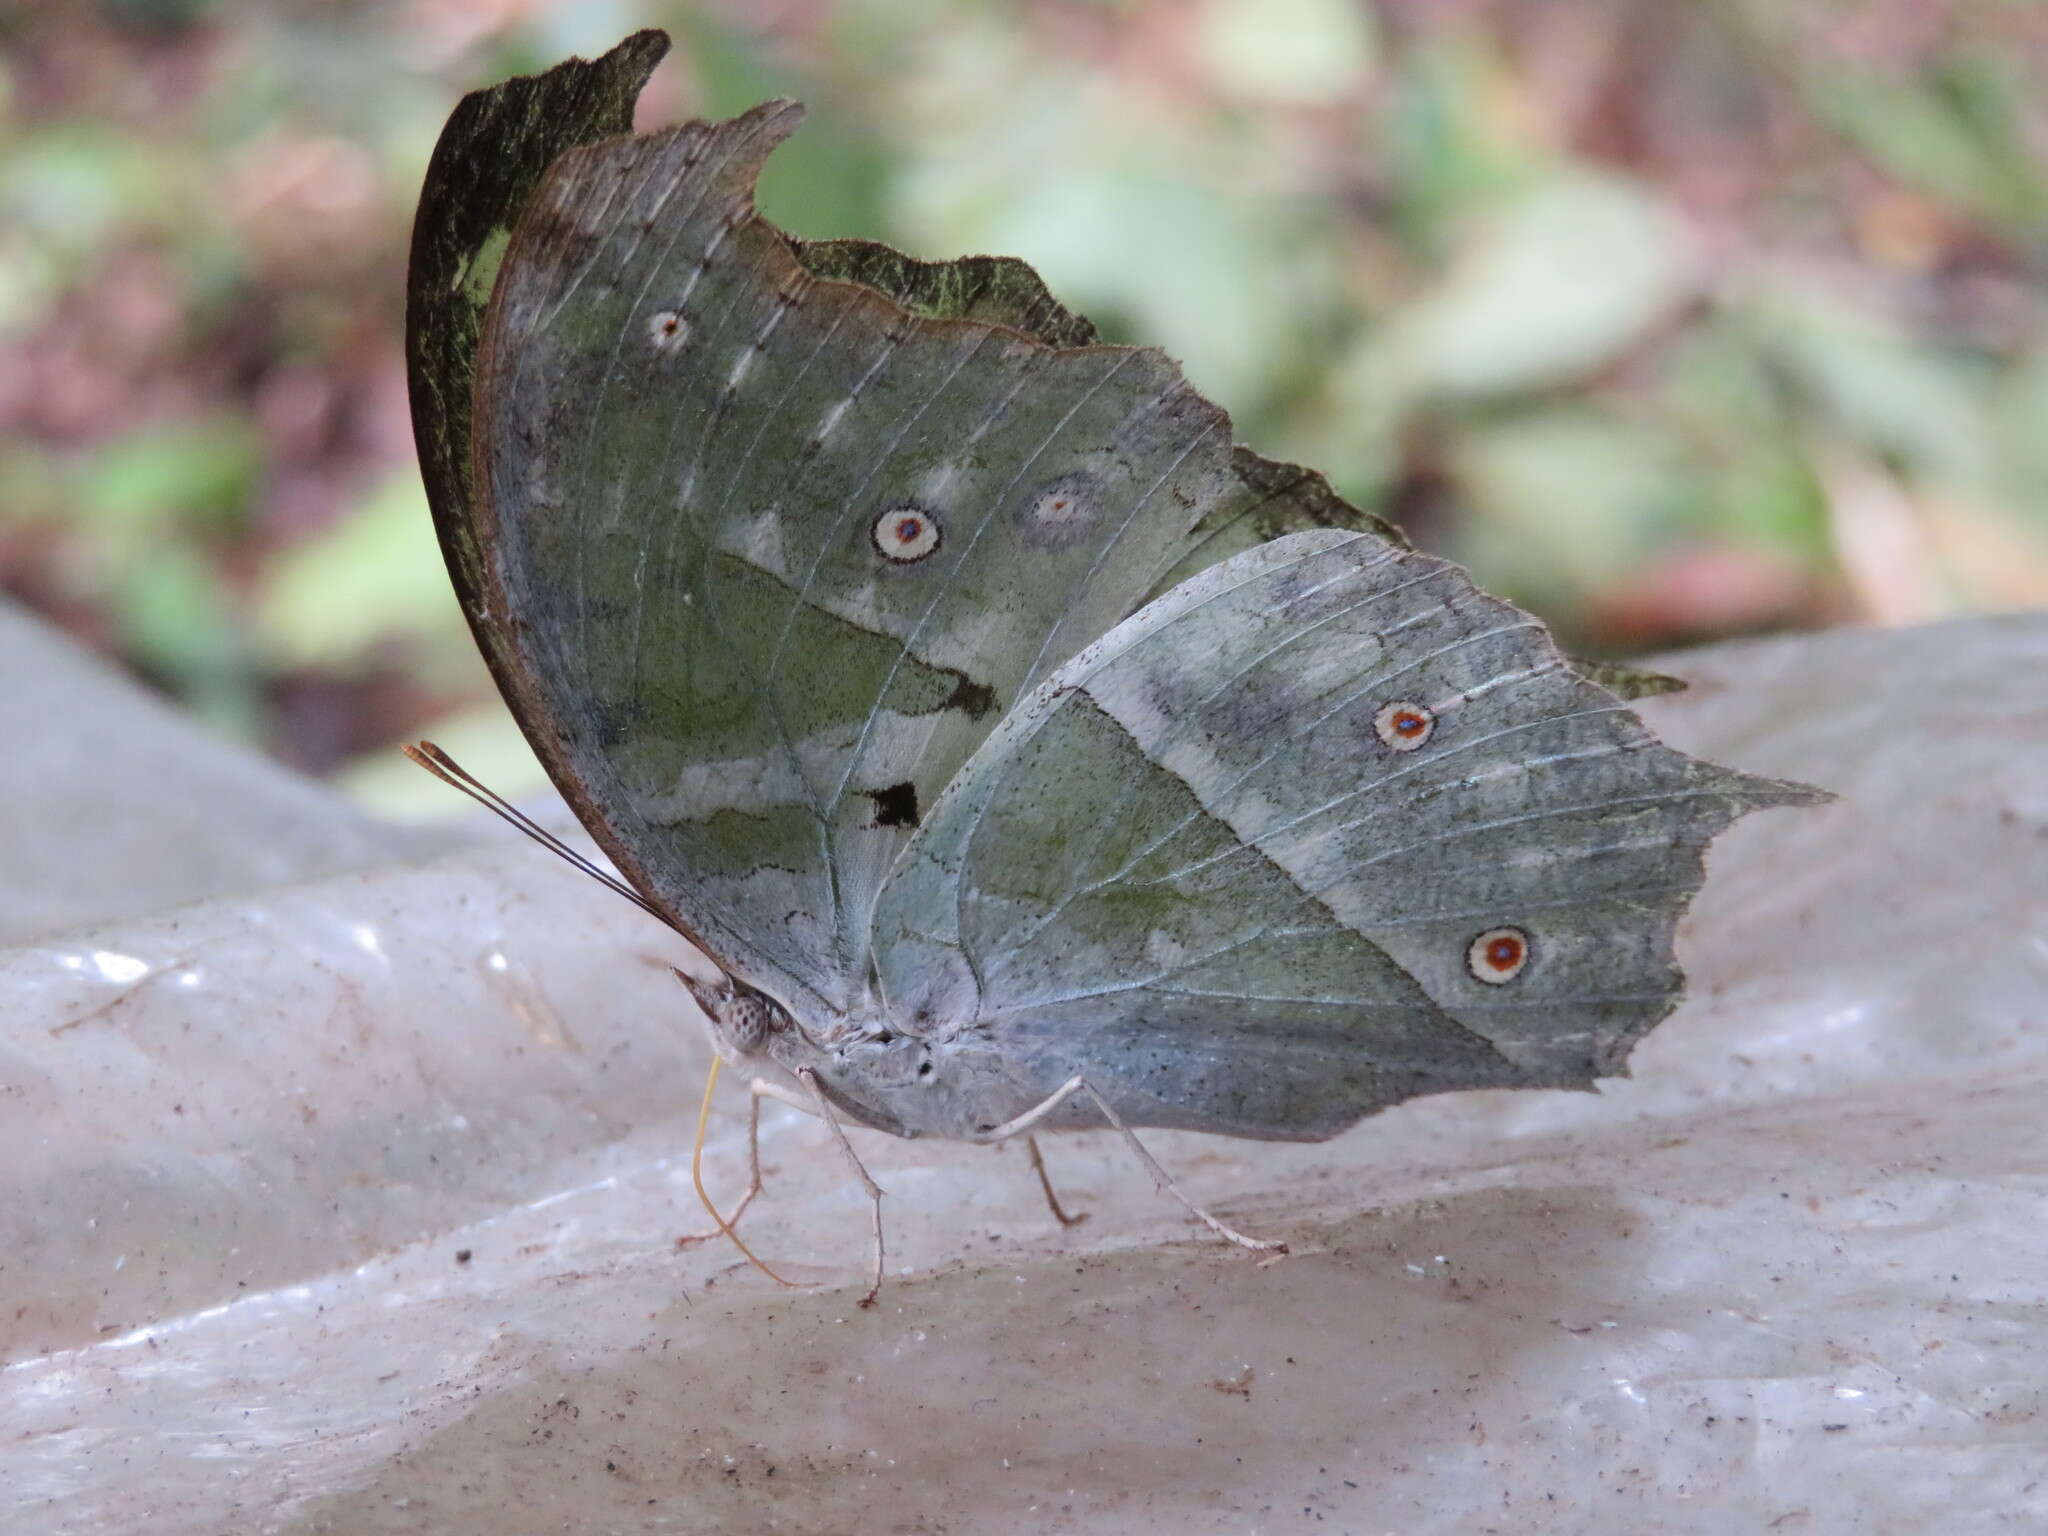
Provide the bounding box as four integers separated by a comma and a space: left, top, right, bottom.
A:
406, 33, 1826, 1296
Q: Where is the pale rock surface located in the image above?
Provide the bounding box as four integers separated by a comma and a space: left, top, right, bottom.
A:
0, 602, 432, 945
2, 606, 2043, 1534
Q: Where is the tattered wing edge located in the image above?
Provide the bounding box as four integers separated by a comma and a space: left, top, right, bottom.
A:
414, 34, 1833, 1034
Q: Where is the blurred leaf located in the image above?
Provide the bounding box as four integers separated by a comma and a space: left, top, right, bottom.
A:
1990, 351, 2048, 522
532, 2, 642, 63
1706, 448, 1830, 561
1808, 51, 2048, 237
0, 445, 66, 527
1814, 447, 1951, 624
115, 543, 260, 739
101, 0, 219, 37
1659, 327, 1830, 559
1447, 406, 1693, 622
1917, 484, 2048, 612
0, 125, 183, 333
256, 473, 463, 670
895, 87, 1341, 417
1005, 168, 1328, 410
1745, 288, 1994, 487
1304, 339, 1408, 502
1197, 0, 1376, 104
679, 14, 892, 242
75, 417, 262, 545
1392, 173, 1697, 398
1382, 32, 1540, 244
0, 125, 169, 248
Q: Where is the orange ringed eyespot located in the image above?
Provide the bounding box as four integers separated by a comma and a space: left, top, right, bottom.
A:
1374, 700, 1435, 752
1467, 926, 1530, 985
872, 504, 942, 563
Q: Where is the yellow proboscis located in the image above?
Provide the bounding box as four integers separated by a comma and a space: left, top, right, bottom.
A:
692, 1055, 797, 1288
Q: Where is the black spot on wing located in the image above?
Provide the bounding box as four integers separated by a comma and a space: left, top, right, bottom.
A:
944, 675, 999, 720
866, 780, 920, 829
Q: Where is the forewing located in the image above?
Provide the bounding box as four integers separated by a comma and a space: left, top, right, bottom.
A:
873, 531, 1825, 1138
468, 105, 1374, 1016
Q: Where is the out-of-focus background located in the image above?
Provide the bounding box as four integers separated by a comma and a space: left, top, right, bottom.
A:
4, 0, 2045, 814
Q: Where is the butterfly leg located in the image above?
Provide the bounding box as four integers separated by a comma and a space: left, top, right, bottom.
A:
674, 1075, 815, 1248
793, 1066, 888, 1309
676, 1084, 763, 1250
978, 1076, 1286, 1256
1023, 1135, 1089, 1228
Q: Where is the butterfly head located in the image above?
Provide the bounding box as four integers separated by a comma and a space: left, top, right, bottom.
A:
672, 967, 970, 1137
673, 968, 791, 1059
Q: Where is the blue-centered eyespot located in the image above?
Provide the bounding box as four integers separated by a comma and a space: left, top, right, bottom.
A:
872, 505, 942, 563
1374, 700, 1435, 751
1466, 926, 1531, 985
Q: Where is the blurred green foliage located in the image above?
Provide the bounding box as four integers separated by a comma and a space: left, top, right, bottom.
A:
3, 0, 2045, 813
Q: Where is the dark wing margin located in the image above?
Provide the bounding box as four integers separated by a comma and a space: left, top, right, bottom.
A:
405, 29, 669, 729
1143, 448, 1686, 699
788, 239, 1102, 349
1566, 657, 1689, 700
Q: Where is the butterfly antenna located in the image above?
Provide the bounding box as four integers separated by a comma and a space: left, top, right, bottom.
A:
402, 741, 675, 929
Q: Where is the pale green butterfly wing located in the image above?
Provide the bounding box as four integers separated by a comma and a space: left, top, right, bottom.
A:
464, 99, 1402, 1018
872, 530, 1826, 1137
424, 42, 1693, 1026
416, 45, 1806, 1139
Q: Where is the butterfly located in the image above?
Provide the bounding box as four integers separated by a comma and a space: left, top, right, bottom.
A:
406, 32, 1827, 1300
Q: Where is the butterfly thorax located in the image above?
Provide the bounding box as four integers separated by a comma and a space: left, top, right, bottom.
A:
771, 1024, 1055, 1144
686, 972, 1055, 1143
